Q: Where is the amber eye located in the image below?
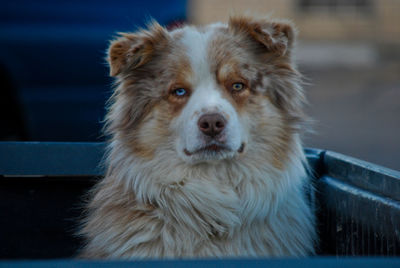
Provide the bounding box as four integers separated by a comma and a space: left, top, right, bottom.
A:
231, 82, 245, 92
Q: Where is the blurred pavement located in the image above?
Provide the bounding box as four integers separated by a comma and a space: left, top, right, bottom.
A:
299, 43, 400, 170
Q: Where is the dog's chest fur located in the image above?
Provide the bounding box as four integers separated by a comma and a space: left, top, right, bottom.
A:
80, 141, 315, 258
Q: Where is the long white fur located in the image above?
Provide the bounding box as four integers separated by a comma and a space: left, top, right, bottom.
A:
90, 135, 314, 258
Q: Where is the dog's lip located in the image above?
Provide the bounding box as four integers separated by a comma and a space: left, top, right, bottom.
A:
184, 143, 245, 156
184, 143, 227, 156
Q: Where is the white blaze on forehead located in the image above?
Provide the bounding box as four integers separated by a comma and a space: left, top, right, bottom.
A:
187, 80, 227, 116
173, 24, 246, 163
179, 24, 220, 84
178, 24, 231, 119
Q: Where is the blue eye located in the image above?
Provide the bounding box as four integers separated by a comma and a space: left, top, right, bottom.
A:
173, 88, 187, 96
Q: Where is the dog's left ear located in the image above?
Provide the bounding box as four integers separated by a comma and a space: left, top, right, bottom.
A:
229, 16, 295, 58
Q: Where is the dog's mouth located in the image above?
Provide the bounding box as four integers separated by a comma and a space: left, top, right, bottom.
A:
184, 142, 245, 157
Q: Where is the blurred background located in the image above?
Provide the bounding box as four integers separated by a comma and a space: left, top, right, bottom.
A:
1, 0, 399, 170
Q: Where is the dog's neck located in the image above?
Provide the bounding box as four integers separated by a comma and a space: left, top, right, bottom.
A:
104, 137, 308, 229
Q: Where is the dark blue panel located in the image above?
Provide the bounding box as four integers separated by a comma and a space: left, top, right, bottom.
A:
0, 0, 187, 141
0, 143, 324, 176
1, 258, 400, 268
0, 142, 105, 176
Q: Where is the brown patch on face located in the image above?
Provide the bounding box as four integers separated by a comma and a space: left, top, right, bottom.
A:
123, 56, 193, 159
209, 29, 279, 114
164, 58, 193, 116
167, 88, 191, 115
214, 59, 251, 112
127, 103, 172, 159
225, 80, 251, 111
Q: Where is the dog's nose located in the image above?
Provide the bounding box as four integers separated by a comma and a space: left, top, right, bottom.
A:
198, 113, 226, 137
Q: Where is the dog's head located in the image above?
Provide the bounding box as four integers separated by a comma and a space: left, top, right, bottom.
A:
105, 16, 305, 166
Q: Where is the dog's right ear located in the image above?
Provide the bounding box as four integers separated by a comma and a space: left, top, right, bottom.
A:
107, 22, 169, 77
229, 16, 296, 58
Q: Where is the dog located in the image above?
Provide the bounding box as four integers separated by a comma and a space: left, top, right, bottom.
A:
79, 15, 316, 259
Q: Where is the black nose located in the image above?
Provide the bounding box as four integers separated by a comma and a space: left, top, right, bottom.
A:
198, 113, 226, 137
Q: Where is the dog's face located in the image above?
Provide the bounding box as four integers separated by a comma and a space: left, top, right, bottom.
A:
106, 17, 304, 166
